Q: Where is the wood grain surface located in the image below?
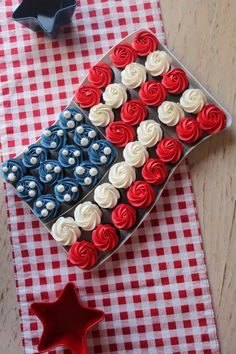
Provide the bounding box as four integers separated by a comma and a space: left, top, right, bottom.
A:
0, 1, 235, 353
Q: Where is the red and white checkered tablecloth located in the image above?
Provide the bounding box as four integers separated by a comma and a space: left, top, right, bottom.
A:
0, 1, 220, 353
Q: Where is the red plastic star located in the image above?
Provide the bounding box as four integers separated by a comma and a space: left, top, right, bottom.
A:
30, 282, 104, 354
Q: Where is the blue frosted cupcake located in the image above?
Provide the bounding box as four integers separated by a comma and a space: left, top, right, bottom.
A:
59, 108, 84, 132
22, 144, 48, 169
16, 176, 44, 202
39, 160, 63, 185
74, 161, 99, 187
41, 125, 67, 152
33, 194, 60, 222
74, 124, 99, 148
1, 158, 26, 184
58, 145, 83, 169
88, 140, 117, 166
54, 177, 81, 204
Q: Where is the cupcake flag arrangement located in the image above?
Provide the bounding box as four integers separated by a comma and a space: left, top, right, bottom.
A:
1, 29, 231, 271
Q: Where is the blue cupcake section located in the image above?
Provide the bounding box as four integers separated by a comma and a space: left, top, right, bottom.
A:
59, 108, 84, 132
54, 177, 81, 204
74, 160, 99, 187
1, 158, 26, 184
41, 125, 67, 152
33, 194, 60, 222
74, 124, 99, 148
88, 140, 117, 166
39, 160, 63, 185
58, 145, 83, 169
16, 176, 44, 202
22, 144, 48, 169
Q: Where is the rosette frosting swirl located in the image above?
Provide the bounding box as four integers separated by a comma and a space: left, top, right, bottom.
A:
142, 158, 168, 185
22, 144, 48, 169
58, 145, 83, 169
54, 178, 81, 204
156, 138, 183, 164
74, 161, 99, 187
180, 89, 207, 114
162, 68, 189, 94
88, 63, 112, 88
197, 104, 226, 134
139, 81, 167, 106
68, 240, 98, 269
88, 140, 117, 166
74, 124, 99, 148
41, 125, 67, 152
121, 99, 148, 125
112, 203, 137, 230
59, 108, 84, 132
75, 85, 101, 108
106, 121, 135, 147
123, 141, 149, 168
16, 176, 44, 202
127, 181, 155, 208
108, 161, 136, 189
137, 120, 163, 147
88, 103, 114, 127
94, 183, 120, 209
145, 50, 171, 76
39, 160, 63, 185
132, 30, 159, 56
51, 217, 81, 246
74, 201, 102, 231
33, 194, 60, 222
109, 42, 137, 68
103, 83, 127, 109
121, 63, 146, 89
176, 118, 202, 143
158, 101, 184, 126
92, 224, 119, 251
1, 158, 26, 184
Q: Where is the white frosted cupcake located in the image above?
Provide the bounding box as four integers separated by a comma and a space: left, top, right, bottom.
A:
158, 101, 184, 126
145, 50, 171, 76
137, 120, 163, 147
94, 183, 120, 209
123, 141, 149, 168
89, 103, 114, 127
103, 83, 127, 109
121, 63, 146, 89
180, 89, 207, 114
51, 217, 81, 246
74, 201, 102, 231
108, 161, 136, 189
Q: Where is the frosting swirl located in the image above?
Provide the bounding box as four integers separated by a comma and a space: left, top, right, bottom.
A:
106, 121, 135, 147
121, 99, 148, 125
121, 63, 146, 89
58, 145, 83, 169
162, 68, 189, 94
145, 50, 171, 76
132, 30, 158, 56
74, 161, 99, 187
54, 178, 81, 204
103, 83, 127, 109
74, 201, 102, 231
74, 124, 99, 148
87, 63, 112, 88
180, 89, 207, 114
156, 138, 183, 163
127, 180, 155, 208
88, 140, 117, 166
197, 104, 227, 134
16, 176, 44, 202
68, 240, 98, 269
123, 141, 149, 167
108, 161, 136, 189
1, 158, 26, 184
137, 119, 163, 147
59, 108, 84, 132
142, 158, 168, 185
33, 194, 60, 222
139, 81, 167, 106
94, 183, 120, 209
22, 144, 48, 169
92, 224, 119, 251
176, 117, 202, 143
75, 85, 101, 108
158, 101, 184, 126
39, 160, 63, 185
110, 42, 137, 68
51, 217, 81, 246
41, 125, 67, 152
88, 103, 114, 127
112, 203, 137, 229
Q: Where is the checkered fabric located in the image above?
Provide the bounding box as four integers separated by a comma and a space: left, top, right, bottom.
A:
0, 1, 220, 353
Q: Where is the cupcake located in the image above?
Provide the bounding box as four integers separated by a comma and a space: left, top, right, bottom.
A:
139, 81, 167, 106
106, 121, 135, 147
16, 176, 44, 202
75, 85, 101, 108
58, 145, 83, 169
74, 124, 99, 148
121, 99, 148, 125
197, 104, 226, 134
74, 161, 99, 187
108, 161, 136, 189
109, 42, 137, 68
156, 138, 183, 164
180, 89, 207, 114
88, 103, 114, 127
112, 203, 137, 230
39, 160, 63, 185
1, 158, 26, 184
94, 183, 120, 209
22, 144, 48, 169
59, 108, 84, 132
145, 50, 171, 76
88, 140, 117, 167
121, 63, 146, 89
142, 158, 168, 186
41, 125, 67, 152
137, 120, 163, 147
123, 141, 149, 168
132, 30, 159, 56
92, 224, 119, 251
158, 101, 184, 126
87, 63, 112, 88
33, 194, 60, 222
54, 178, 81, 204
68, 240, 98, 269
127, 180, 155, 208
51, 217, 81, 246
176, 118, 202, 143
74, 201, 102, 231
162, 68, 189, 94
103, 83, 127, 109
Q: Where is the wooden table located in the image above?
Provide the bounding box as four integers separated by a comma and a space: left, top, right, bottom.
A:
0, 1, 235, 352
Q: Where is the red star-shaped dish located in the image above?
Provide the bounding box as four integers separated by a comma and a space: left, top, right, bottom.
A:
30, 282, 104, 354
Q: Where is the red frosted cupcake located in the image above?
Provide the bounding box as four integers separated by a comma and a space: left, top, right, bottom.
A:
197, 104, 227, 134
68, 240, 98, 269
106, 121, 135, 147
142, 158, 168, 186
139, 81, 167, 106
121, 99, 148, 125
112, 203, 137, 230
176, 117, 202, 143
162, 68, 189, 95
127, 181, 155, 208
156, 138, 183, 164
75, 85, 101, 108
92, 224, 119, 251
110, 42, 137, 68
132, 30, 159, 56
87, 63, 112, 88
